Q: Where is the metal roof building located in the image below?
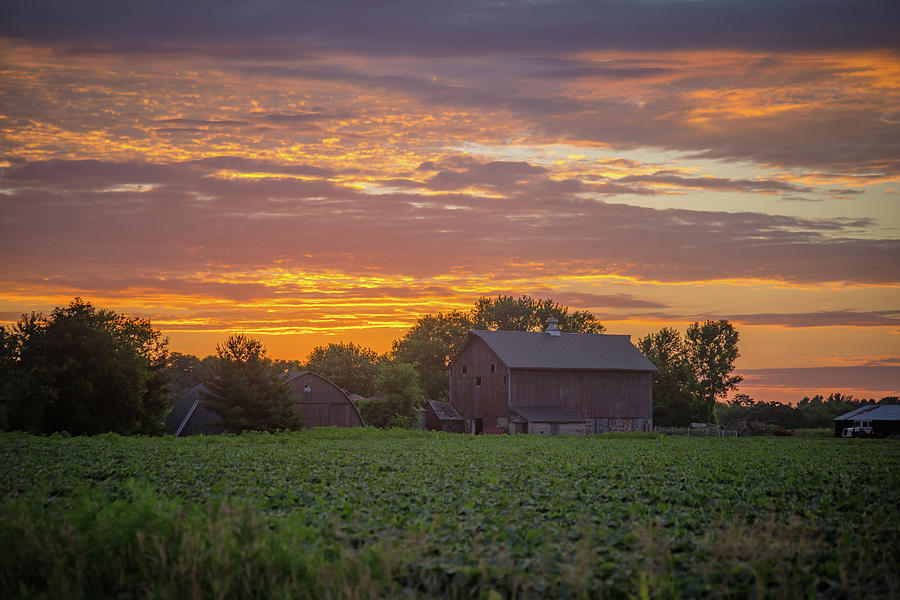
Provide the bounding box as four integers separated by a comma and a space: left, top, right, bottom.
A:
833, 404, 900, 437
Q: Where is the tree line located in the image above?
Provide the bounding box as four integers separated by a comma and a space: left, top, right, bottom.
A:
5, 294, 852, 436
717, 392, 899, 432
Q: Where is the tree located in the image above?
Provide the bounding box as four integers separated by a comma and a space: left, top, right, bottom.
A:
304, 342, 383, 396
357, 363, 424, 428
391, 311, 472, 400
470, 295, 605, 333
637, 327, 702, 426
392, 296, 605, 400
0, 298, 170, 435
201, 334, 303, 432
684, 320, 743, 422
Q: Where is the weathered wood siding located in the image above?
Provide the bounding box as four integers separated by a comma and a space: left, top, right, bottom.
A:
449, 337, 508, 424
509, 369, 652, 419
284, 372, 365, 428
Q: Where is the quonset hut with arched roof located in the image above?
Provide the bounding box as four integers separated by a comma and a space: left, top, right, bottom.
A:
165, 371, 365, 436
283, 371, 366, 428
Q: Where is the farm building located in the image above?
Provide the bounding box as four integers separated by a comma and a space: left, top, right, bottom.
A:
282, 371, 366, 428
423, 399, 466, 433
165, 384, 223, 436
165, 371, 365, 436
833, 404, 900, 437
449, 318, 657, 435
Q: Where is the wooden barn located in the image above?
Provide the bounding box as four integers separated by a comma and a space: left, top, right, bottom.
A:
449, 318, 657, 435
166, 371, 365, 436
423, 399, 466, 433
283, 371, 366, 428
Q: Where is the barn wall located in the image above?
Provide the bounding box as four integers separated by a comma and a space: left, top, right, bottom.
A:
510, 369, 652, 420
449, 337, 508, 426
285, 373, 364, 428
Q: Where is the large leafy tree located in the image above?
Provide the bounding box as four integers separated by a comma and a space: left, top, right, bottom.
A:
0, 298, 170, 435
471, 295, 605, 333
639, 320, 742, 425
357, 362, 425, 428
684, 320, 742, 422
393, 296, 605, 400
637, 327, 702, 426
201, 334, 303, 432
391, 311, 472, 400
304, 342, 383, 396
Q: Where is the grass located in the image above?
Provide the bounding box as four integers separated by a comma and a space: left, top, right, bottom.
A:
1, 429, 898, 598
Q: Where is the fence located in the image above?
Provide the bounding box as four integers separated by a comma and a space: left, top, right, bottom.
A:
653, 426, 739, 438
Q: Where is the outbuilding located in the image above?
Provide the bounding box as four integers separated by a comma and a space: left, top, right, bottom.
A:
449, 318, 657, 435
165, 383, 223, 436
166, 370, 365, 436
283, 371, 366, 428
423, 399, 466, 433
833, 404, 900, 437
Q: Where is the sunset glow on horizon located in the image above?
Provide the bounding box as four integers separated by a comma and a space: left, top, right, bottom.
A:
1, 0, 898, 404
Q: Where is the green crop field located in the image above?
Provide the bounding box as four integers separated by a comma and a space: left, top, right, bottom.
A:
1, 430, 898, 599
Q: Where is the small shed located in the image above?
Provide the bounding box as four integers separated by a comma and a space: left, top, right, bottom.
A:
833, 404, 900, 437
283, 371, 366, 428
423, 399, 465, 433
164, 384, 223, 436
509, 405, 586, 435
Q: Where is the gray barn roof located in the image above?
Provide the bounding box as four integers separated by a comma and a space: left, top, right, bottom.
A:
164, 384, 223, 437
832, 405, 879, 421
468, 330, 657, 371
427, 399, 464, 421
834, 404, 900, 422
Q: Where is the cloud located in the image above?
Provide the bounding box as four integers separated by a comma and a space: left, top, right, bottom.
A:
2, 158, 897, 286
528, 291, 669, 310
614, 172, 811, 194
738, 366, 900, 393
2, 1, 897, 57
154, 118, 250, 128
726, 310, 900, 328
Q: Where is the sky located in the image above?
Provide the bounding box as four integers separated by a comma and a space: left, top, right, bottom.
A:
1, 0, 898, 404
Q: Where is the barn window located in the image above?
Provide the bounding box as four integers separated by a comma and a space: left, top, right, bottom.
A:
476, 376, 482, 386
462, 365, 467, 375
490, 363, 495, 373
304, 383, 311, 393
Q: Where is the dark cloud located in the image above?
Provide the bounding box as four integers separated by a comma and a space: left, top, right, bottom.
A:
615, 172, 812, 194
2, 1, 896, 55
725, 310, 900, 328
739, 366, 900, 393
154, 118, 250, 127
529, 291, 669, 310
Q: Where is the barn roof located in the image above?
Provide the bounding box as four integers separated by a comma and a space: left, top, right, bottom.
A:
427, 399, 464, 421
164, 384, 223, 437
283, 370, 313, 384
832, 405, 879, 421
834, 404, 900, 422
467, 330, 657, 371
510, 405, 584, 423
